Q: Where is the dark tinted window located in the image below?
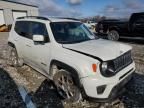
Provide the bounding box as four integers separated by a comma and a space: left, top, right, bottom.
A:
135, 16, 144, 23
31, 22, 49, 42
15, 21, 31, 39
15, 21, 49, 42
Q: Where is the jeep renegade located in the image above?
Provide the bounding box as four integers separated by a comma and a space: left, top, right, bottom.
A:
8, 16, 135, 103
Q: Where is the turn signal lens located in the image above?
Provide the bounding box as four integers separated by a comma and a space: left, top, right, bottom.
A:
92, 64, 97, 72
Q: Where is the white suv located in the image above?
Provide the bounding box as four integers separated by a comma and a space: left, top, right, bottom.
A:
8, 16, 135, 103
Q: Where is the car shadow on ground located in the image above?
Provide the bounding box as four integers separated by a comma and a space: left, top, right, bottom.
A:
120, 73, 144, 108
32, 79, 64, 108
0, 67, 64, 108
0, 68, 26, 108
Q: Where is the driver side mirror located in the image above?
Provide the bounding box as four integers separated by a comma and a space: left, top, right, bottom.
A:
33, 35, 44, 42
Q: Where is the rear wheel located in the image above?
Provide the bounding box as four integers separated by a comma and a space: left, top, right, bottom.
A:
8, 47, 23, 67
108, 30, 119, 41
53, 70, 81, 103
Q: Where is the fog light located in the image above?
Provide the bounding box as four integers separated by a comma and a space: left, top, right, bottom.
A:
97, 85, 106, 94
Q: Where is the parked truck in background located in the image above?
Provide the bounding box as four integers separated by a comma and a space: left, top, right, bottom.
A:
96, 12, 144, 41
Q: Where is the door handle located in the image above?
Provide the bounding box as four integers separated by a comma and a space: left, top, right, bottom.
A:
26, 44, 31, 47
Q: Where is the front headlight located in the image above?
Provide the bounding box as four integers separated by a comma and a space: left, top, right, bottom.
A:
100, 61, 115, 77
101, 62, 108, 72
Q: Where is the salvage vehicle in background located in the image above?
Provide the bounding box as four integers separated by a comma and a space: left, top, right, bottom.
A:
96, 12, 144, 41
84, 21, 97, 32
0, 24, 11, 32
8, 16, 135, 103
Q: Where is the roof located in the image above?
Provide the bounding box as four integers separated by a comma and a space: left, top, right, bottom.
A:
131, 12, 144, 17
0, 0, 38, 7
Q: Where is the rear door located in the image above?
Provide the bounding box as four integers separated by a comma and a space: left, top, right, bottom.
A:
14, 21, 32, 59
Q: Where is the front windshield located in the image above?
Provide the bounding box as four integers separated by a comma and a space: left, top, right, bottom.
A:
50, 22, 97, 44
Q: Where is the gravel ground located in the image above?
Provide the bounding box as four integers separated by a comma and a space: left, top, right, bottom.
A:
0, 32, 144, 108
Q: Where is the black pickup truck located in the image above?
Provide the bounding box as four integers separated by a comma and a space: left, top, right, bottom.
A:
96, 12, 144, 41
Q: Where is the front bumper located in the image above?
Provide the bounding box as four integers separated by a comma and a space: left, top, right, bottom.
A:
81, 71, 133, 102
80, 62, 135, 102
100, 72, 133, 102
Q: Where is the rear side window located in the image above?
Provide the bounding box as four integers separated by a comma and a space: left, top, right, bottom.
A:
14, 21, 31, 39
15, 21, 49, 42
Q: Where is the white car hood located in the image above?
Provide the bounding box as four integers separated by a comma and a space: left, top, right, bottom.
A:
63, 39, 132, 61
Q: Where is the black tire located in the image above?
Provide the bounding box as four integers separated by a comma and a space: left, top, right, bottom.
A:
108, 30, 119, 41
53, 70, 81, 103
8, 47, 22, 67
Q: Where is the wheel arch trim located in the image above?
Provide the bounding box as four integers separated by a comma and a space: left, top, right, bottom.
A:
8, 41, 15, 48
49, 59, 82, 88
108, 26, 120, 33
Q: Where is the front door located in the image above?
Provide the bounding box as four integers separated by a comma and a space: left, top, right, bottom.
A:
132, 15, 144, 37
24, 21, 51, 74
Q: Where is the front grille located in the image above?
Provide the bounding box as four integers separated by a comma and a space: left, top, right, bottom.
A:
113, 51, 132, 72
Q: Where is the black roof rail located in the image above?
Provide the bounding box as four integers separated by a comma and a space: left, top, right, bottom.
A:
64, 17, 80, 21
50, 17, 80, 21
17, 16, 51, 21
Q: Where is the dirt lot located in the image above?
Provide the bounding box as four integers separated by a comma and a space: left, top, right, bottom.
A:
0, 32, 144, 108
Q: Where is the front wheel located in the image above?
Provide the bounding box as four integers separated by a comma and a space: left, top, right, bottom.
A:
108, 30, 119, 41
53, 70, 81, 103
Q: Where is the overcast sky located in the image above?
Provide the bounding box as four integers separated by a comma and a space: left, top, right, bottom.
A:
11, 0, 144, 18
